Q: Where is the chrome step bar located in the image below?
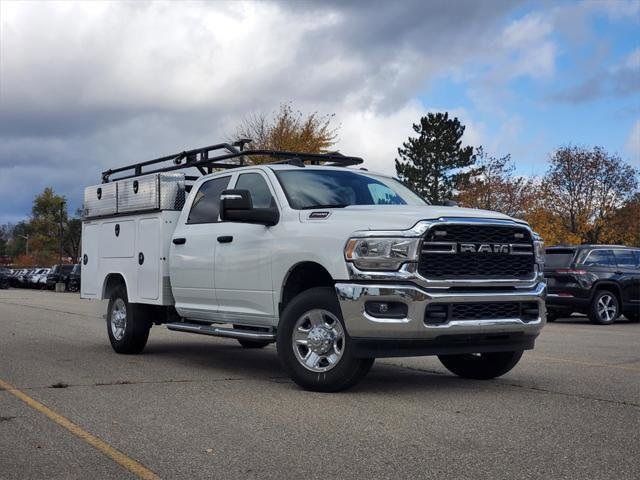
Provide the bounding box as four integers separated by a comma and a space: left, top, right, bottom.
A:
166, 322, 275, 342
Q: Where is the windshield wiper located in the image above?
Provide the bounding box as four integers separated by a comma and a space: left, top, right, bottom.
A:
300, 204, 350, 210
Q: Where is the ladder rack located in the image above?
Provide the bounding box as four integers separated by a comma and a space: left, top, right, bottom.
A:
101, 140, 364, 183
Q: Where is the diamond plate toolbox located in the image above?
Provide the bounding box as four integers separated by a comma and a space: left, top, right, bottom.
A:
83, 182, 117, 218
118, 172, 185, 213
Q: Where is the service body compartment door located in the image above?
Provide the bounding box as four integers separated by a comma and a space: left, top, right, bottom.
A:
137, 217, 160, 300
99, 220, 135, 258
81, 222, 99, 297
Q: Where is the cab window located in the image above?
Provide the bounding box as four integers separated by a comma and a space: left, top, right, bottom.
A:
235, 173, 276, 209
187, 176, 231, 224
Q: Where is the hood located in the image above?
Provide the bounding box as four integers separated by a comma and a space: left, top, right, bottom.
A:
299, 204, 519, 231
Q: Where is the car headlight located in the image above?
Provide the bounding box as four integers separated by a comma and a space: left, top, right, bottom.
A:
344, 237, 420, 271
533, 233, 544, 263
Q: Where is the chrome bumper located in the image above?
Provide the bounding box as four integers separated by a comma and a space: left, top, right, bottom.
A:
335, 282, 546, 340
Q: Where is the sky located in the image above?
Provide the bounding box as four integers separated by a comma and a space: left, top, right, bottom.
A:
0, 0, 638, 223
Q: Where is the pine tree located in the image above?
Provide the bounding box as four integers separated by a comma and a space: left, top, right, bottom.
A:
395, 112, 476, 204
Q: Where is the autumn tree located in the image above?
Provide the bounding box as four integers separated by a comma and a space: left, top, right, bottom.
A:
599, 193, 640, 246
233, 103, 339, 163
541, 146, 638, 244
395, 112, 477, 204
456, 146, 535, 218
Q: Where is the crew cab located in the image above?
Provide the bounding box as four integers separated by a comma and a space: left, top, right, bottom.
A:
81, 143, 546, 391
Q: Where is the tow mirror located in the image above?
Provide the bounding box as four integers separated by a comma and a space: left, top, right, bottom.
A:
220, 189, 279, 226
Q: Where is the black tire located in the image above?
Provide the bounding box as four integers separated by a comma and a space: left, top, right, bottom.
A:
107, 285, 151, 354
588, 290, 620, 325
438, 351, 523, 380
237, 339, 271, 349
276, 287, 374, 392
546, 310, 558, 322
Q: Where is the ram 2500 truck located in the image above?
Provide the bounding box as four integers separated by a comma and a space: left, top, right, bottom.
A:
81, 142, 546, 391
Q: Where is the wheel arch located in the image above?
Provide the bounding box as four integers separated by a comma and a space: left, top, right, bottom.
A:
279, 261, 334, 316
591, 281, 622, 305
101, 273, 129, 300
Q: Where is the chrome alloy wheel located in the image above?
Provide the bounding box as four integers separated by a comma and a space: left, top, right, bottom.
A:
597, 294, 617, 323
292, 309, 345, 373
110, 298, 127, 341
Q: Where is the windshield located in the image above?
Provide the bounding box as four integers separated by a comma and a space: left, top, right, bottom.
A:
274, 169, 427, 209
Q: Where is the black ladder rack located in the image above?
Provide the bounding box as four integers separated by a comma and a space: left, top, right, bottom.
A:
101, 141, 364, 183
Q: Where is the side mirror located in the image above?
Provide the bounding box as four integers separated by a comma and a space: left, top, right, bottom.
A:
220, 189, 279, 226
443, 199, 458, 207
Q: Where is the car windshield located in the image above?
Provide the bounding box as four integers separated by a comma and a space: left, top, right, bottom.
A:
274, 169, 427, 209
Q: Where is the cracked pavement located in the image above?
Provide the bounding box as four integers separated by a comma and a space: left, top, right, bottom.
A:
0, 289, 638, 479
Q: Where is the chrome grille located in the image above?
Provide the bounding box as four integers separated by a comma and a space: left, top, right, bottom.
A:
419, 223, 535, 279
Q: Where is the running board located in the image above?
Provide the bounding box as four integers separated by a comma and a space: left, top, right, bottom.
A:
166, 322, 275, 342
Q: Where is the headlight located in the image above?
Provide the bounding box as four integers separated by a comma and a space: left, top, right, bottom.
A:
533, 233, 544, 263
344, 237, 420, 271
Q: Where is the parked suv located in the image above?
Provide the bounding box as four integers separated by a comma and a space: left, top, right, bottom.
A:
67, 264, 81, 292
46, 264, 74, 290
545, 245, 640, 324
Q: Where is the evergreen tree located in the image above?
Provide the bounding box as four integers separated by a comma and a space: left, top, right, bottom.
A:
395, 112, 476, 204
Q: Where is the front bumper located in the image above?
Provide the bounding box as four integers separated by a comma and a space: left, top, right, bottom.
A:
335, 282, 546, 357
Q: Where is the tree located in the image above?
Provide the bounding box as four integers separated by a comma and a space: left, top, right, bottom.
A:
599, 193, 640, 246
233, 103, 339, 163
395, 112, 477, 204
29, 187, 68, 265
63, 217, 82, 262
541, 146, 638, 244
456, 146, 535, 218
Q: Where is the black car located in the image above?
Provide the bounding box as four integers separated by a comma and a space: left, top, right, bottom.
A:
544, 245, 640, 324
67, 264, 81, 292
0, 267, 10, 289
46, 264, 74, 290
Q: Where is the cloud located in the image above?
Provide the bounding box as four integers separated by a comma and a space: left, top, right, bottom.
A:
548, 47, 640, 103
0, 0, 527, 221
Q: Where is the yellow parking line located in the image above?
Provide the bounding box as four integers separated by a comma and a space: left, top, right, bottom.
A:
0, 378, 160, 480
534, 355, 640, 373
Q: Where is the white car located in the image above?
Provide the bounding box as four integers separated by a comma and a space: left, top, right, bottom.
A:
81, 144, 546, 391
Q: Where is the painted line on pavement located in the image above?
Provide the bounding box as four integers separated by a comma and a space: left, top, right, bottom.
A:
0, 377, 160, 480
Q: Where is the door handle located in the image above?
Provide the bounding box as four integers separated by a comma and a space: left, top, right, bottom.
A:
217, 236, 233, 243
172, 237, 186, 245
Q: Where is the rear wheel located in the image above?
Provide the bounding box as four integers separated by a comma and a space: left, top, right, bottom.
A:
277, 287, 374, 392
588, 290, 619, 325
107, 285, 151, 354
438, 351, 523, 379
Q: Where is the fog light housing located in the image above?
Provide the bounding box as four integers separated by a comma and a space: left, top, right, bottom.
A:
364, 301, 408, 319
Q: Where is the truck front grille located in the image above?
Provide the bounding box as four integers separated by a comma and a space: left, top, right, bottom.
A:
418, 224, 535, 279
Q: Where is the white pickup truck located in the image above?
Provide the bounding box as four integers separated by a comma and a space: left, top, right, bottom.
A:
81, 142, 546, 391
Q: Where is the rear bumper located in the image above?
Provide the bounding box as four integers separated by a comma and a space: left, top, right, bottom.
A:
335, 282, 546, 357
545, 293, 590, 311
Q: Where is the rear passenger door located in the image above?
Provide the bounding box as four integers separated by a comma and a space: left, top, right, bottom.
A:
612, 249, 640, 306
169, 175, 231, 320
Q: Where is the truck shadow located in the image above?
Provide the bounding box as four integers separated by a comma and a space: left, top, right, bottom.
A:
142, 339, 472, 394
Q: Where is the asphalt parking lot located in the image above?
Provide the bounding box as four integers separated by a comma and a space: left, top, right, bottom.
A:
0, 289, 638, 480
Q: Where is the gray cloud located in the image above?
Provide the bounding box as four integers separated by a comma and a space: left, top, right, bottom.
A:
0, 0, 526, 222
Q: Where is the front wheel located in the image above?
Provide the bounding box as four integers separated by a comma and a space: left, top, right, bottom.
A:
438, 351, 523, 379
107, 285, 151, 354
276, 287, 374, 392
